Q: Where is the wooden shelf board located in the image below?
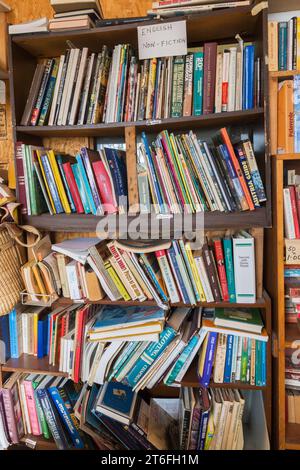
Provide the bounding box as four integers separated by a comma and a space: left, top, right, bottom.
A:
17, 435, 57, 451
270, 70, 300, 78
273, 153, 300, 160
0, 1, 10, 12
2, 354, 68, 377
285, 423, 300, 449
285, 323, 300, 349
16, 108, 264, 138
0, 68, 8, 80
22, 207, 270, 233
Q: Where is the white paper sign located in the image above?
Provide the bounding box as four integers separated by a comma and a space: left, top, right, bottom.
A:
138, 20, 187, 60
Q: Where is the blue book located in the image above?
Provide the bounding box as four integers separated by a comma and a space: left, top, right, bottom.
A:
165, 333, 201, 386
48, 386, 84, 449
141, 132, 165, 213
47, 313, 51, 356
8, 308, 18, 359
71, 163, 91, 214
219, 144, 245, 206
278, 22, 288, 71
261, 341, 267, 386
97, 382, 136, 424
104, 148, 128, 209
193, 51, 204, 116
197, 409, 210, 450
139, 254, 168, 303
235, 144, 260, 208
167, 244, 190, 304
36, 388, 70, 450
56, 156, 76, 213
80, 148, 103, 214
40, 154, 64, 213
200, 332, 218, 388
223, 334, 234, 383
75, 154, 97, 215
91, 305, 165, 332
123, 326, 177, 388
153, 58, 162, 119
243, 45, 255, 110
294, 75, 300, 153
38, 317, 49, 359
285, 268, 300, 277
255, 340, 262, 386
222, 237, 236, 303
0, 314, 11, 362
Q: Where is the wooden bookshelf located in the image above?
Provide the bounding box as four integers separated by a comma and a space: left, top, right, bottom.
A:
0, 4, 273, 449
0, 67, 8, 80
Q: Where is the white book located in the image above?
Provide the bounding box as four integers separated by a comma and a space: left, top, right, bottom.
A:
61, 48, 81, 125
89, 325, 161, 342
233, 235, 256, 304
283, 187, 296, 239
221, 50, 230, 112
106, 45, 121, 123
48, 54, 65, 126
235, 336, 243, 381
115, 342, 149, 382
235, 50, 242, 111
146, 337, 185, 389
174, 329, 207, 383
77, 53, 95, 125
214, 390, 230, 450
86, 255, 119, 301
227, 390, 242, 449
194, 255, 214, 302
52, 237, 99, 264
156, 252, 180, 303
57, 48, 75, 125
133, 72, 141, 122
93, 341, 124, 385
21, 314, 28, 354
19, 379, 31, 434
228, 47, 237, 112
213, 333, 227, 383
230, 335, 239, 382
66, 260, 81, 300
215, 52, 223, 113
287, 18, 294, 71
68, 47, 89, 125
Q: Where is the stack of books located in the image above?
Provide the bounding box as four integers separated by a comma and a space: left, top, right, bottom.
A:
49, 232, 257, 305
268, 18, 300, 72
277, 75, 300, 155
148, 0, 253, 18
49, 0, 103, 31
137, 129, 266, 215
283, 168, 300, 240
284, 265, 300, 325
16, 143, 126, 216
21, 39, 261, 127
286, 348, 300, 425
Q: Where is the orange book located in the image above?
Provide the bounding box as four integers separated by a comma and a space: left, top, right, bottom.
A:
277, 80, 294, 154
220, 128, 254, 211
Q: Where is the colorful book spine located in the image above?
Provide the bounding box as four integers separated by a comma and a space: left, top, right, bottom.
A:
294, 75, 300, 153
240, 337, 248, 382
167, 244, 190, 304
38, 60, 59, 126
62, 162, 84, 213
203, 42, 217, 115
213, 239, 229, 302
8, 308, 18, 359
242, 140, 267, 203
222, 238, 236, 303
155, 250, 180, 303
30, 59, 54, 126
71, 163, 91, 214
200, 332, 217, 388
278, 22, 288, 71
80, 148, 103, 215
183, 53, 193, 117
171, 56, 185, 118
75, 154, 97, 215
193, 51, 204, 116
235, 144, 260, 209
223, 334, 234, 383
23, 380, 41, 436
40, 154, 64, 213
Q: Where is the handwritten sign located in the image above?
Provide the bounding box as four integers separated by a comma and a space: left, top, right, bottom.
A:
285, 239, 300, 265
138, 20, 187, 60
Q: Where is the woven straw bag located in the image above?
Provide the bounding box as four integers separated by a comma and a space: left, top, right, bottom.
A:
0, 207, 41, 316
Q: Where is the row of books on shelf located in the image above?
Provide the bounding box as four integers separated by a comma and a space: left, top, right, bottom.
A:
277, 76, 300, 155
21, 37, 260, 128
283, 169, 300, 240
148, 0, 253, 17
0, 368, 253, 451
286, 348, 300, 425
21, 233, 257, 306
2, 302, 267, 389
268, 18, 300, 72
16, 127, 266, 217
285, 265, 300, 327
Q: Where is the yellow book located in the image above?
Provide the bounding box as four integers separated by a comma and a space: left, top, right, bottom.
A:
36, 150, 56, 214
204, 412, 215, 450
32, 263, 48, 302
169, 133, 194, 209
47, 150, 71, 213
268, 21, 278, 72
104, 260, 131, 301
297, 18, 300, 71
198, 334, 209, 377
185, 242, 206, 302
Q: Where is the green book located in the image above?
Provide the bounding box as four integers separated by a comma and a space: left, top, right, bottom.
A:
214, 308, 263, 334
171, 56, 185, 118
193, 51, 204, 116
33, 376, 51, 439
222, 237, 236, 303
255, 340, 262, 386
240, 337, 248, 383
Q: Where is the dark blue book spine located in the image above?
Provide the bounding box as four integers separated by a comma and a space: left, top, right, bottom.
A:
223, 334, 234, 383
278, 22, 288, 71
38, 318, 48, 359
199, 332, 217, 388
197, 410, 210, 450
0, 315, 11, 361
167, 245, 190, 304
48, 387, 84, 449
243, 45, 255, 110
36, 389, 70, 450
40, 154, 64, 213
105, 148, 128, 198
235, 145, 260, 208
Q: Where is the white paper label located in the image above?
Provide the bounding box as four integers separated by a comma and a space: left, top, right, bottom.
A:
138, 20, 187, 60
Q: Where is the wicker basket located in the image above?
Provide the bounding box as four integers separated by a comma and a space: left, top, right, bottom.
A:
0, 208, 41, 316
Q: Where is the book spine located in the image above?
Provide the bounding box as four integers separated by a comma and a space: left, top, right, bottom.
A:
297, 18, 300, 71
72, 163, 91, 214
198, 410, 209, 451
242, 140, 267, 203
8, 309, 18, 359
223, 334, 234, 383
278, 22, 288, 71
221, 50, 230, 113
202, 244, 222, 302
24, 381, 41, 436
233, 237, 256, 303
171, 56, 185, 118
36, 389, 68, 449
294, 75, 300, 153
21, 63, 45, 126
240, 337, 248, 382
167, 246, 190, 304
38, 60, 58, 126
15, 142, 28, 215
235, 144, 260, 208
222, 238, 236, 303
62, 162, 84, 213
200, 332, 217, 387
243, 45, 255, 110
80, 148, 103, 214
268, 21, 278, 72
289, 186, 300, 238
203, 42, 217, 115
139, 254, 168, 303
104, 259, 131, 301
30, 59, 54, 126
1, 389, 19, 443
183, 53, 193, 117
214, 51, 223, 113
255, 340, 262, 386
213, 239, 229, 301
40, 154, 64, 213
75, 154, 97, 215
57, 158, 76, 212
155, 250, 180, 303
92, 160, 117, 213
34, 389, 50, 439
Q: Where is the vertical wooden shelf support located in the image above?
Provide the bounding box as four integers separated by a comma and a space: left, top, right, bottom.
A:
125, 126, 140, 214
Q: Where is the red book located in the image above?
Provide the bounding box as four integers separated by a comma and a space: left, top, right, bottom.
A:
289, 186, 300, 238
62, 162, 84, 213
213, 238, 229, 302
203, 42, 217, 115
220, 127, 254, 211
15, 142, 28, 215
73, 305, 89, 383
92, 160, 117, 214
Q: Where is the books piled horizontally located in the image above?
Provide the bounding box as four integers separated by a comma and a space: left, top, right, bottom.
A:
148, 0, 253, 18
268, 18, 300, 72
137, 128, 266, 215
16, 143, 126, 216
21, 39, 261, 127
286, 348, 300, 424
49, 0, 103, 30
8, 18, 49, 35
284, 265, 300, 325
49, 231, 257, 305
277, 75, 300, 155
